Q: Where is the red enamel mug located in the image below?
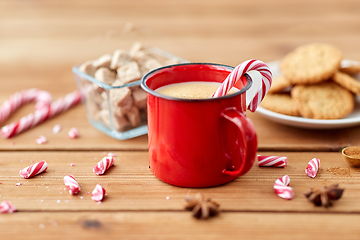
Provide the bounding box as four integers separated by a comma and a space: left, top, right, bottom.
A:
141, 63, 258, 188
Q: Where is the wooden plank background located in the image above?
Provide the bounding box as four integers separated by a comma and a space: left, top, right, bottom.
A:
1, 0, 360, 239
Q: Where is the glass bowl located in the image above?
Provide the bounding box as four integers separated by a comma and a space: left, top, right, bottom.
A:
73, 46, 188, 140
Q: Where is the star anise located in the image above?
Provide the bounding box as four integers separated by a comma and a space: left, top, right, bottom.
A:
304, 184, 344, 207
184, 193, 220, 219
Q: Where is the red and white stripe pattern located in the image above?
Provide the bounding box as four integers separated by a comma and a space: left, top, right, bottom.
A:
258, 155, 287, 167
212, 59, 272, 112
63, 175, 81, 195
274, 175, 294, 200
68, 127, 79, 139
0, 89, 52, 125
1, 90, 81, 138
305, 158, 320, 178
19, 160, 48, 179
91, 184, 106, 202
0, 201, 17, 214
93, 156, 115, 175
35, 135, 47, 144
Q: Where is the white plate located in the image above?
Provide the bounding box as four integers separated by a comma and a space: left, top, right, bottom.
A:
256, 60, 360, 129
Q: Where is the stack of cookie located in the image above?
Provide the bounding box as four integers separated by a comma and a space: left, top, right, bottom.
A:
261, 43, 360, 119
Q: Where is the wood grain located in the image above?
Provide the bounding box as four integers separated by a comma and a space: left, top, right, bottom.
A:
1, 211, 360, 240
0, 151, 358, 212
1, 0, 360, 238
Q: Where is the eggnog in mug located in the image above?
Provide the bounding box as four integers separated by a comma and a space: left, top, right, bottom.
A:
155, 81, 238, 99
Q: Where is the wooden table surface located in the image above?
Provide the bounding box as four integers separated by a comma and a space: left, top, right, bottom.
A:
1, 0, 360, 239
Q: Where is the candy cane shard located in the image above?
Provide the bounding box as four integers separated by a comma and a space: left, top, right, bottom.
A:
64, 175, 81, 195
68, 127, 79, 139
93, 156, 115, 175
19, 160, 48, 179
0, 201, 17, 214
1, 90, 81, 139
305, 158, 320, 178
212, 59, 272, 112
35, 135, 47, 145
258, 155, 287, 167
91, 184, 106, 202
274, 175, 294, 200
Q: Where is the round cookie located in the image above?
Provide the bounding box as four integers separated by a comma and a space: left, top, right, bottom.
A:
340, 64, 360, 75
280, 43, 342, 85
268, 76, 292, 93
260, 93, 300, 117
332, 71, 360, 95
291, 82, 354, 119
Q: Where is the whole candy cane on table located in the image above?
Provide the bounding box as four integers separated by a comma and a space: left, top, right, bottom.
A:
0, 89, 52, 125
93, 156, 115, 175
19, 160, 48, 179
1, 90, 81, 138
0, 201, 17, 214
91, 184, 106, 202
258, 155, 287, 167
212, 59, 272, 112
273, 175, 294, 200
305, 158, 320, 178
64, 175, 81, 195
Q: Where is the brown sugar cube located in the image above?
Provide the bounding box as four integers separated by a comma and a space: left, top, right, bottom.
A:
129, 41, 143, 58
94, 67, 116, 85
79, 60, 96, 77
103, 96, 134, 117
110, 49, 132, 70
111, 79, 125, 87
144, 58, 162, 72
108, 87, 132, 106
113, 115, 130, 131
98, 109, 130, 131
117, 61, 142, 84
132, 88, 147, 109
114, 98, 134, 117
126, 106, 141, 127
93, 54, 112, 69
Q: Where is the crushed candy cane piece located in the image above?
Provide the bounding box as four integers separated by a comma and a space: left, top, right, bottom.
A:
274, 175, 294, 200
68, 127, 79, 139
63, 175, 81, 195
70, 163, 76, 167
36, 135, 47, 144
15, 182, 22, 186
52, 124, 62, 134
305, 158, 320, 178
19, 160, 48, 179
0, 201, 17, 213
258, 155, 287, 167
91, 184, 106, 202
93, 156, 115, 175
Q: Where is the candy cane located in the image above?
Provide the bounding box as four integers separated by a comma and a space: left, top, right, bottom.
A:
1, 90, 81, 138
19, 160, 48, 179
93, 156, 115, 175
273, 175, 294, 200
0, 89, 52, 125
305, 158, 320, 178
0, 201, 17, 214
64, 175, 81, 195
212, 59, 272, 112
258, 155, 287, 167
91, 184, 106, 202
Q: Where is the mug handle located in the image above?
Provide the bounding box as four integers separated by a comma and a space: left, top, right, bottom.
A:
220, 107, 257, 177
